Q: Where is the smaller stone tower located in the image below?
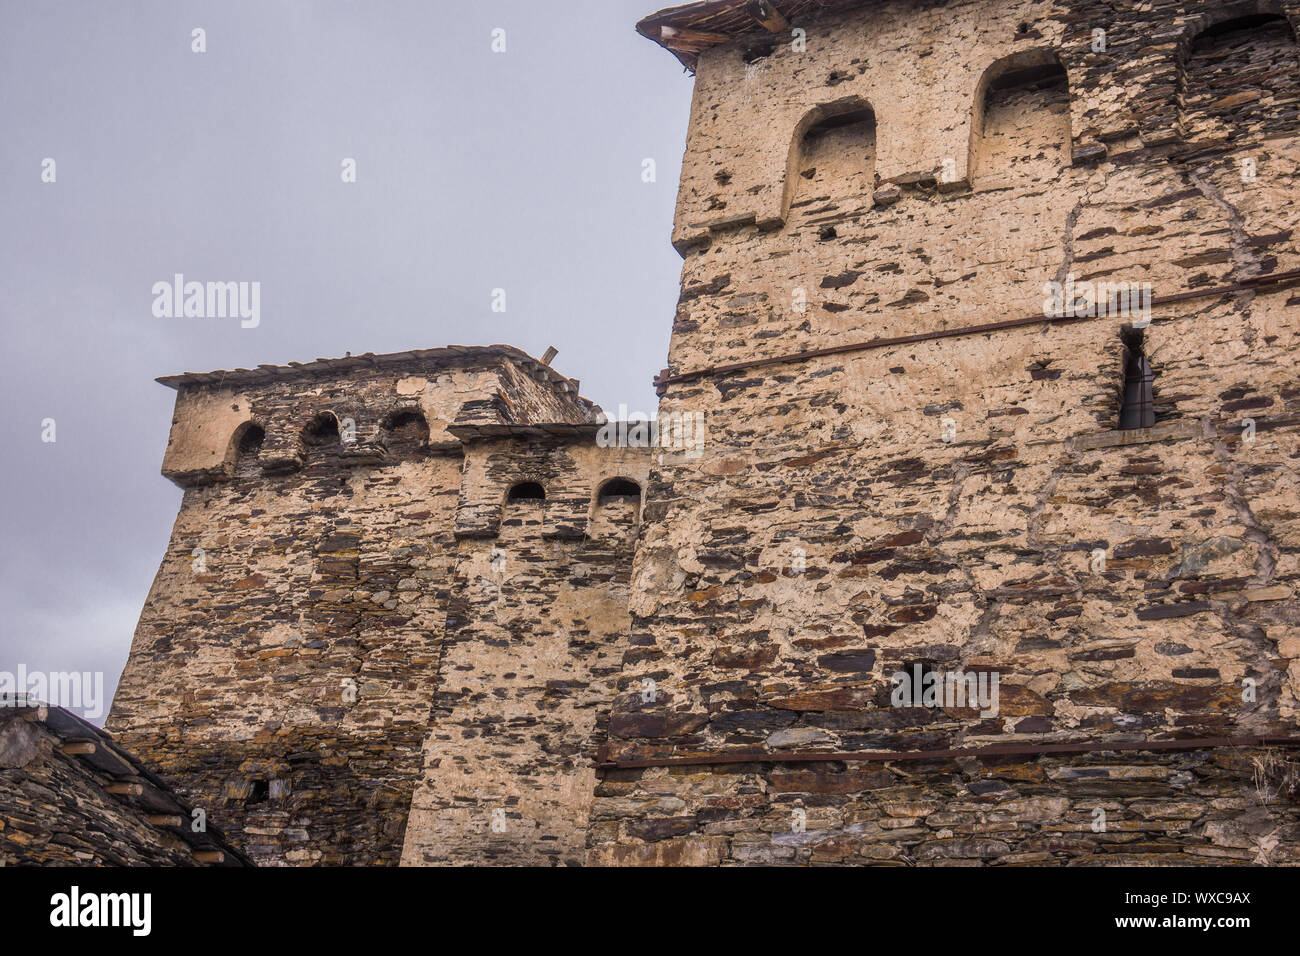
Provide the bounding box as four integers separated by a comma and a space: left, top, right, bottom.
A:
108, 346, 649, 865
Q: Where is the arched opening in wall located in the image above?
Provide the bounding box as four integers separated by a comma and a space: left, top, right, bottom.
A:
1117, 327, 1157, 431
301, 412, 343, 467
1181, 12, 1299, 143
230, 423, 265, 479
506, 481, 546, 502
970, 51, 1071, 188
783, 99, 876, 222
596, 477, 641, 504
380, 408, 429, 459
592, 478, 642, 536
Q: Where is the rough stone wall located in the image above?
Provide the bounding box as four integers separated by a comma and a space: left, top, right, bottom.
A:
401, 439, 650, 865
590, 0, 1300, 864
107, 353, 602, 866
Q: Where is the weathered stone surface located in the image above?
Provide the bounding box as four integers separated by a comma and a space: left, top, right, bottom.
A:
107, 351, 649, 866
588, 0, 1300, 866
92, 0, 1300, 868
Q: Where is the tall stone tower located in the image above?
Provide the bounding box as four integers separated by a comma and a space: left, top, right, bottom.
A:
586, 0, 1300, 865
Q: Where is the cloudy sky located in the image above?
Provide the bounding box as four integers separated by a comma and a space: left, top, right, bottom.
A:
0, 0, 692, 722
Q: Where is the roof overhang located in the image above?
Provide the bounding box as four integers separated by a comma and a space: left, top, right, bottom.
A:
156, 344, 597, 415
637, 0, 873, 70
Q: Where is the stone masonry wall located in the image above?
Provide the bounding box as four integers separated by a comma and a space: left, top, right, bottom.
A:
107, 352, 604, 866
590, 0, 1300, 864
401, 437, 650, 865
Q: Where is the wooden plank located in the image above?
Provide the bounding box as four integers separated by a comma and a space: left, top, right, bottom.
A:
654, 267, 1300, 394
747, 0, 789, 33
661, 25, 731, 52
598, 734, 1300, 770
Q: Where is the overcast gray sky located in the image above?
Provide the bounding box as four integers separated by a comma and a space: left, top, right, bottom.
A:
0, 0, 691, 722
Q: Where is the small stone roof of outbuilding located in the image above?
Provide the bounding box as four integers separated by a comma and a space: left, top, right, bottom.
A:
0, 695, 252, 866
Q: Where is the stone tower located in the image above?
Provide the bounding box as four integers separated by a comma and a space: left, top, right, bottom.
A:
584, 0, 1300, 865
108, 347, 649, 865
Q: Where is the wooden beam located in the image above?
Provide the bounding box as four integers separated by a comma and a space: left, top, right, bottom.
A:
193, 850, 225, 864
653, 267, 1300, 394
599, 734, 1300, 770
747, 0, 790, 33
59, 741, 97, 756
104, 781, 144, 796
146, 814, 184, 827
661, 25, 731, 53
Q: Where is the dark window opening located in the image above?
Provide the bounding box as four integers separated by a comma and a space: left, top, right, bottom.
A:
900, 660, 939, 707
506, 482, 546, 502
742, 36, 779, 64
1192, 14, 1294, 52
232, 423, 266, 478
986, 62, 1068, 98
1119, 328, 1156, 430
303, 413, 341, 447
245, 779, 270, 806
806, 107, 875, 135
381, 409, 429, 454
597, 478, 642, 504
236, 424, 265, 456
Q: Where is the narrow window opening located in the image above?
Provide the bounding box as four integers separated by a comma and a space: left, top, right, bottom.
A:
1119, 328, 1156, 430
900, 660, 939, 707
506, 482, 546, 502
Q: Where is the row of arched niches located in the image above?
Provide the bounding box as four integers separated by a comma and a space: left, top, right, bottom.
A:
780, 11, 1299, 217
222, 409, 644, 517
228, 409, 429, 479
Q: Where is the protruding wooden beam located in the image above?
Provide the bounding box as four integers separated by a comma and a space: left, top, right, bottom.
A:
540, 346, 559, 366
747, 0, 790, 33
193, 850, 225, 864
59, 741, 97, 756
660, 25, 730, 53
146, 814, 184, 827
104, 781, 144, 796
